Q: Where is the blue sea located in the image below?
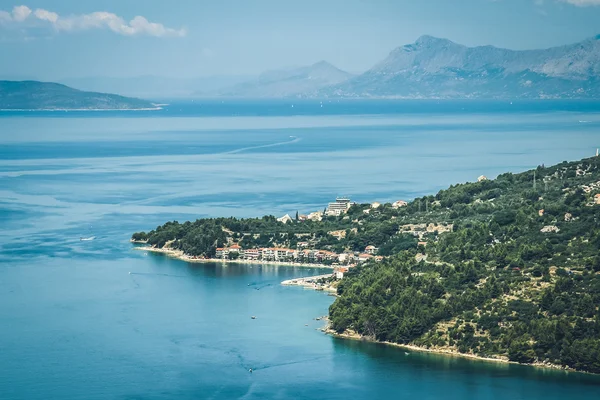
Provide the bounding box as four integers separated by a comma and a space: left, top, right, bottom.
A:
1, 100, 600, 399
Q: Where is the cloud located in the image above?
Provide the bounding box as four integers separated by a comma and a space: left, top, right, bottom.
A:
12, 5, 31, 22
0, 5, 186, 37
561, 0, 600, 6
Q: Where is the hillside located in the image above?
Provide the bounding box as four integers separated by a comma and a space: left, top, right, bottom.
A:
329, 157, 600, 373
212, 61, 353, 98
134, 155, 600, 373
321, 35, 600, 99
0, 80, 157, 110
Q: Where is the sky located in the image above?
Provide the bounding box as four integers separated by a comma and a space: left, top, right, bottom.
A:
0, 0, 600, 80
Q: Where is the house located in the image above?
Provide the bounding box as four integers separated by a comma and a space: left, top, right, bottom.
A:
392, 200, 408, 209
307, 211, 323, 221
358, 253, 373, 263
595, 193, 600, 205
261, 248, 275, 260
228, 244, 241, 253
277, 214, 293, 224
478, 175, 488, 182
335, 266, 349, 279
365, 245, 378, 255
374, 256, 384, 262
417, 241, 428, 247
541, 225, 560, 233
243, 248, 260, 260
371, 202, 381, 209
215, 247, 229, 259
297, 241, 309, 248
538, 209, 545, 217
298, 214, 308, 222
564, 213, 573, 222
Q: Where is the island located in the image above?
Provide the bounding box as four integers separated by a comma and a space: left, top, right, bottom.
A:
0, 80, 158, 110
132, 155, 600, 374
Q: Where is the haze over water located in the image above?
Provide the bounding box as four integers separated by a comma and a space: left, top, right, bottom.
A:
1, 100, 600, 399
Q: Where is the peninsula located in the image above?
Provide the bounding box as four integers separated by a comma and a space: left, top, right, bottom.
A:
133, 155, 600, 374
0, 80, 158, 110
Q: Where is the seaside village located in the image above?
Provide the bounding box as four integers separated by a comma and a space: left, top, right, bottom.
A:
213, 197, 417, 279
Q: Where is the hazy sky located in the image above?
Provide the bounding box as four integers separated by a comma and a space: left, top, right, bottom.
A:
1, 0, 600, 80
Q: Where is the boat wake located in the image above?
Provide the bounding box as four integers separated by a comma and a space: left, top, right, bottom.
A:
227, 347, 327, 374
80, 236, 95, 241
223, 137, 301, 155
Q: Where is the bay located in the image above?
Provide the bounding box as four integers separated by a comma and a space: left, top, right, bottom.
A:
1, 100, 600, 399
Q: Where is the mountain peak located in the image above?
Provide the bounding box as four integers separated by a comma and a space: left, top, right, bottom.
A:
311, 60, 334, 68
414, 35, 455, 47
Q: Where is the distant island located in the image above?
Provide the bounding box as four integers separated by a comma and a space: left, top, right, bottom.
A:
0, 80, 158, 110
198, 61, 353, 98
133, 155, 600, 373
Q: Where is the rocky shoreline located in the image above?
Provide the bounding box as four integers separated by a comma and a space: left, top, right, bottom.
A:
321, 326, 580, 374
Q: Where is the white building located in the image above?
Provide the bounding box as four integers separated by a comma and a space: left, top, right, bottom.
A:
307, 211, 323, 221
243, 249, 260, 260
365, 245, 378, 255
327, 197, 352, 215
392, 200, 408, 209
277, 214, 293, 224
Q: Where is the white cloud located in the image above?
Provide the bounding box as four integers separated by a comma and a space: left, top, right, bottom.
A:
12, 5, 31, 21
34, 9, 58, 24
0, 4, 186, 37
0, 11, 12, 23
561, 0, 600, 6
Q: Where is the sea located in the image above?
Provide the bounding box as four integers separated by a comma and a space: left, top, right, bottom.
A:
1, 99, 600, 400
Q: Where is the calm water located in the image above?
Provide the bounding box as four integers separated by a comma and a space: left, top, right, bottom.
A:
1, 100, 600, 399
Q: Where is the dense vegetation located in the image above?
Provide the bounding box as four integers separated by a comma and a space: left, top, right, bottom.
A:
132, 206, 419, 258
134, 156, 600, 373
329, 157, 600, 373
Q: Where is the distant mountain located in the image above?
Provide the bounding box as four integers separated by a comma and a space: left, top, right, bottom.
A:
60, 75, 255, 99
320, 35, 600, 99
0, 81, 156, 110
211, 61, 353, 98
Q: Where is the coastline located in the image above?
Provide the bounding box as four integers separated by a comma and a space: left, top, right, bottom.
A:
0, 107, 162, 112
132, 244, 335, 269
322, 327, 580, 374
281, 274, 338, 293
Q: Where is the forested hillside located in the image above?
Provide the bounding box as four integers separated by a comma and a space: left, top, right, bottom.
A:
134, 156, 600, 372
329, 156, 600, 373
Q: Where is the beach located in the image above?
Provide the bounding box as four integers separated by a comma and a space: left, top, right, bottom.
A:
132, 244, 336, 269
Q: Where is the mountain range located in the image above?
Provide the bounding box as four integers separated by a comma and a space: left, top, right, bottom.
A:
320, 35, 600, 99
0, 81, 156, 110
205, 61, 353, 98
3, 35, 600, 102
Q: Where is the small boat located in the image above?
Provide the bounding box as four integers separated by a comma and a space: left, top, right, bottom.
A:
405, 352, 410, 355
251, 316, 256, 319
249, 368, 253, 373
